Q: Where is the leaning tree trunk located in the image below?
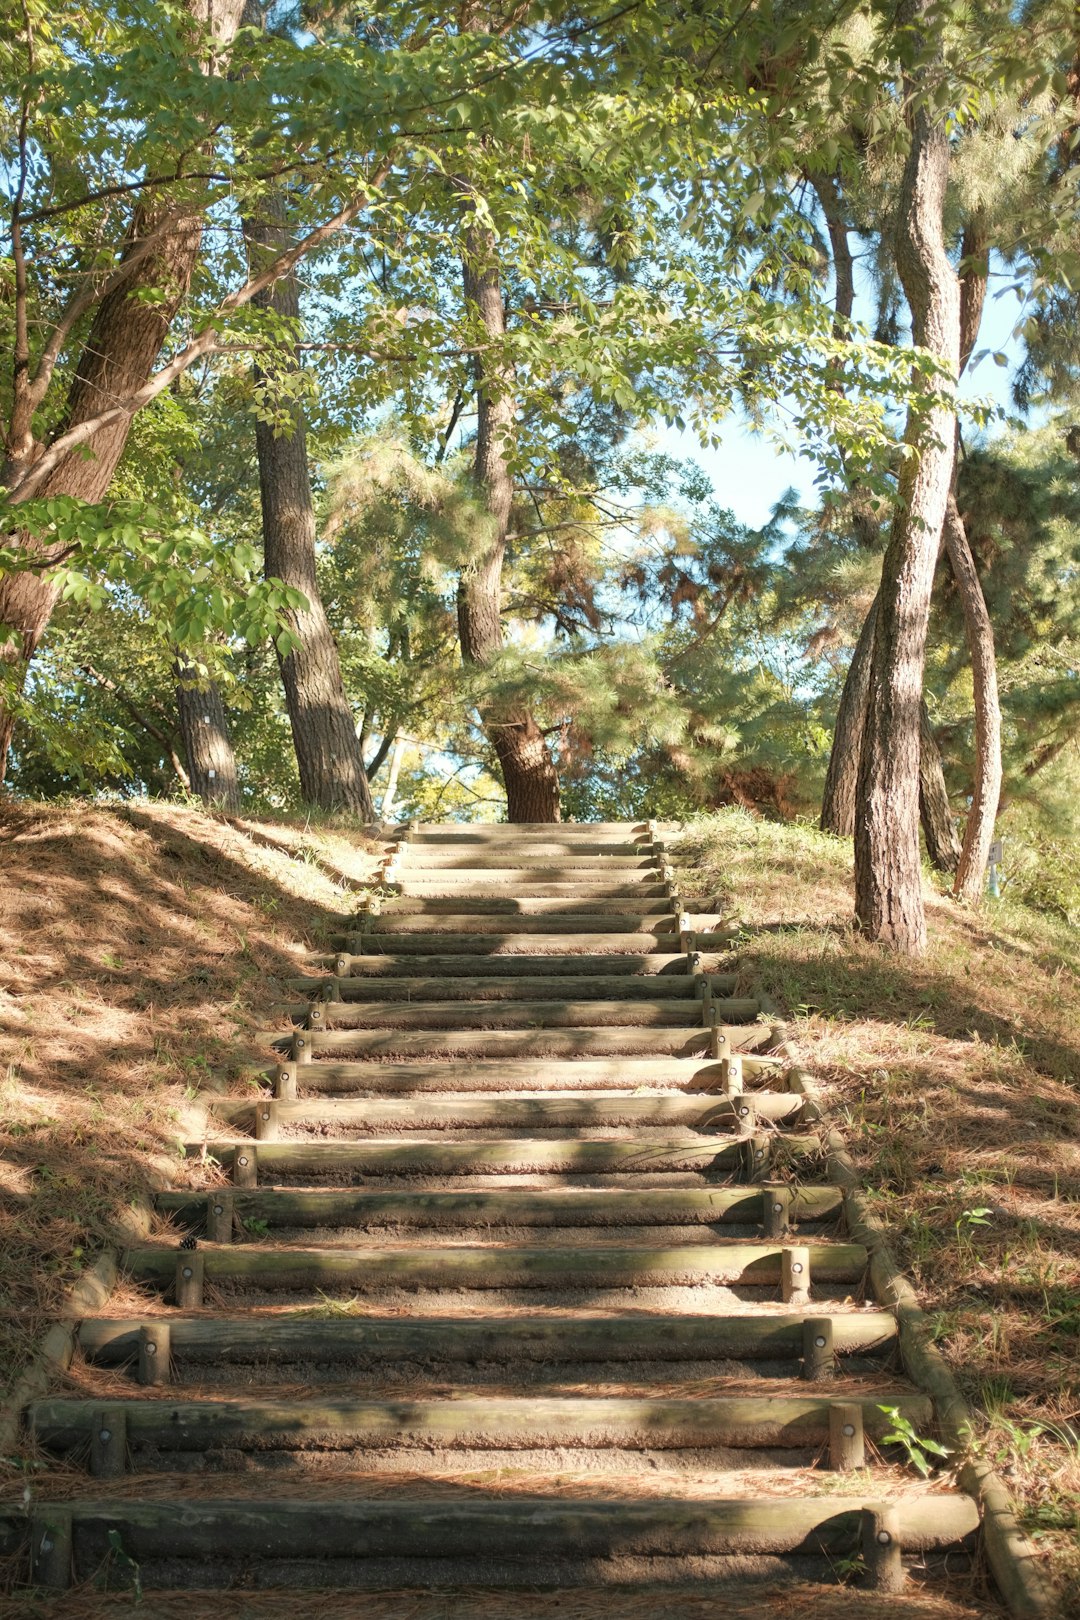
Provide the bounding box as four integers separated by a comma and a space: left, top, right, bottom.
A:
943, 494, 1001, 900
0, 0, 247, 781
821, 596, 877, 835
245, 197, 374, 819
918, 699, 961, 872
854, 0, 961, 952
174, 655, 242, 811
458, 224, 560, 823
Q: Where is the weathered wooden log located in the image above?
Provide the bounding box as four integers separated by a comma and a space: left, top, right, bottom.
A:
347, 912, 678, 936
329, 931, 689, 957
124, 1238, 868, 1292
89, 1407, 127, 1477
1, 1495, 980, 1565
782, 1246, 812, 1307
863, 1502, 905, 1592
372, 895, 676, 916
78, 1309, 899, 1367
262, 1023, 773, 1061
155, 1183, 843, 1231
193, 1133, 822, 1178
315, 952, 699, 978
31, 1392, 933, 1454
283, 972, 737, 1002
29, 1506, 72, 1589
802, 1317, 835, 1381
137, 1322, 170, 1387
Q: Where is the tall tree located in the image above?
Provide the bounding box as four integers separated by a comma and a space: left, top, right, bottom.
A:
0, 0, 247, 777
854, 0, 961, 950
174, 655, 242, 811
458, 221, 561, 822
245, 194, 375, 819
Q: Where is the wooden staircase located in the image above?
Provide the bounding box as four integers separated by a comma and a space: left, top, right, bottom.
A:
6, 819, 991, 1610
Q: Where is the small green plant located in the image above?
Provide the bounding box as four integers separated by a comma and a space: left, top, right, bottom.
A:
877, 1405, 950, 1477
242, 1217, 270, 1238
955, 1206, 993, 1245
103, 1528, 143, 1599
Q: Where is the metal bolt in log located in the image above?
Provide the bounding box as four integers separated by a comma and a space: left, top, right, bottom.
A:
254, 1100, 279, 1141
762, 1184, 792, 1238
322, 977, 341, 1003
138, 1322, 171, 1386
334, 952, 350, 978
708, 1025, 729, 1062
802, 1315, 834, 1380
275, 1064, 297, 1101
232, 1146, 257, 1189
307, 1002, 325, 1029
678, 911, 693, 952
734, 1097, 757, 1139
175, 1252, 205, 1309
291, 1031, 312, 1066
741, 1131, 770, 1181
686, 951, 703, 977
782, 1245, 811, 1306
720, 1053, 743, 1095
90, 1408, 127, 1477
862, 1503, 904, 1592
206, 1190, 234, 1244
30, 1507, 72, 1590
829, 1402, 865, 1470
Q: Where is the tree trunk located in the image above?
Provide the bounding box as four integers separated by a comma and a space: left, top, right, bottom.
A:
459, 224, 560, 823
245, 197, 374, 820
943, 494, 1002, 900
821, 595, 877, 836
0, 0, 247, 781
918, 699, 961, 872
854, 0, 961, 952
174, 655, 242, 811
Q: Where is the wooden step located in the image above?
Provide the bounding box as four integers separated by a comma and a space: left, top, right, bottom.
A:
78, 1308, 898, 1366
272, 1024, 773, 1060
393, 853, 662, 870
344, 913, 677, 936
0, 1495, 980, 1581
77, 1309, 899, 1366
209, 1092, 803, 1132
156, 1184, 839, 1230
372, 896, 676, 917
195, 1135, 820, 1177
284, 972, 738, 1002
255, 1054, 785, 1095
124, 1238, 866, 1291
316, 953, 701, 977
330, 932, 691, 955
394, 875, 667, 892
30, 1392, 931, 1455
293, 997, 758, 1032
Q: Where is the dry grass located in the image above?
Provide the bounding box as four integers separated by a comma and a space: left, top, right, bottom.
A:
674, 809, 1080, 1612
0, 802, 381, 1403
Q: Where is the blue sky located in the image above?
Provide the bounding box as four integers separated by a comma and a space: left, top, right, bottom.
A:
655, 263, 1029, 530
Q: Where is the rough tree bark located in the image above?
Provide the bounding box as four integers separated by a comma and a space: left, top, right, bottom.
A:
918, 699, 961, 871
174, 655, 242, 810
820, 595, 877, 836
459, 224, 561, 823
854, 0, 961, 951
946, 223, 1002, 900
245, 196, 374, 819
0, 0, 247, 780
943, 494, 1001, 900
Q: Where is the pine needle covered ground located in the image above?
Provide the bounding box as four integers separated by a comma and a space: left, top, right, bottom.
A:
0, 802, 382, 1408
672, 810, 1080, 1610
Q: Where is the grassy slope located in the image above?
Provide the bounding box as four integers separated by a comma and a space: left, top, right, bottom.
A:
673, 810, 1079, 1610
0, 802, 380, 1407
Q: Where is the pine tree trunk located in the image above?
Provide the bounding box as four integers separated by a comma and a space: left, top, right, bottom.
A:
944, 494, 1001, 900
174, 655, 242, 811
854, 1, 960, 952
0, 0, 247, 781
918, 699, 961, 872
459, 225, 560, 823
245, 199, 374, 820
821, 595, 877, 835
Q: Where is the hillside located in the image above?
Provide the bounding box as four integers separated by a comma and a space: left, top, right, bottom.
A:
0, 802, 1076, 1610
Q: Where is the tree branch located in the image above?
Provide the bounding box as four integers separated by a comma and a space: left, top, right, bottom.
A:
79, 661, 190, 787
7, 159, 393, 504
